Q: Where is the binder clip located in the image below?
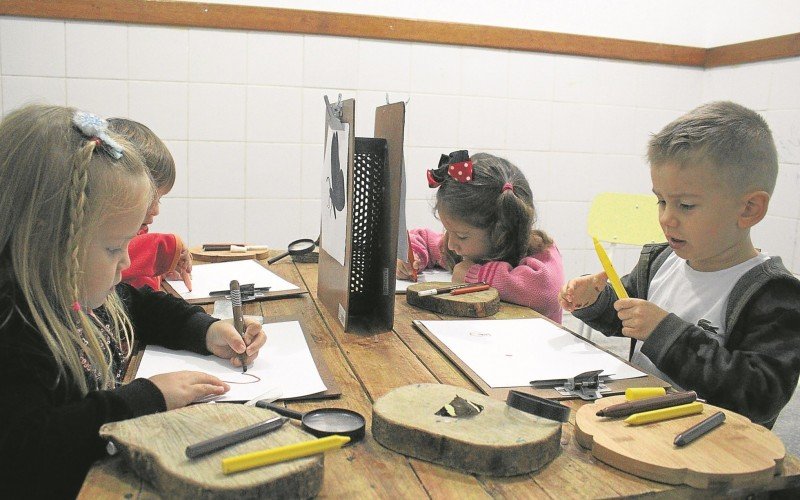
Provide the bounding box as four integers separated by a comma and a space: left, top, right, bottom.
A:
209, 283, 270, 301
555, 370, 608, 400
530, 370, 611, 401
324, 94, 346, 131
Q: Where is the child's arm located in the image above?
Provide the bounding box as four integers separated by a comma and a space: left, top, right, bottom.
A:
397, 229, 448, 278
461, 245, 565, 322
122, 232, 182, 289
640, 279, 800, 427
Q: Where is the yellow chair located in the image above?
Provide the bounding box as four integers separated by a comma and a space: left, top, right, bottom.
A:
577, 193, 666, 339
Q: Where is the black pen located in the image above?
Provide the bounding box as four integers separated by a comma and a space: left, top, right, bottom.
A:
185, 416, 287, 459
674, 411, 725, 447
230, 280, 248, 373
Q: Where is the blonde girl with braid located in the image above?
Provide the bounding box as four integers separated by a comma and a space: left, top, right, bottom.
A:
0, 105, 266, 498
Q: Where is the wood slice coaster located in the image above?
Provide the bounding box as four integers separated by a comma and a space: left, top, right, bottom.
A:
575, 395, 785, 489
191, 246, 271, 262
372, 383, 561, 476
100, 404, 323, 499
406, 282, 500, 317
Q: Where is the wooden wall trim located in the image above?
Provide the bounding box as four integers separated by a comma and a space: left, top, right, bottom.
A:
706, 33, 800, 68
1, 0, 797, 68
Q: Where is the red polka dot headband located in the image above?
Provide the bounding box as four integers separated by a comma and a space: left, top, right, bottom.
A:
427, 150, 473, 188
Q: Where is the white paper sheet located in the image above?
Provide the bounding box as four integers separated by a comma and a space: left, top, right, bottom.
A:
135, 321, 327, 401
395, 269, 454, 293
165, 260, 301, 301
419, 318, 645, 388
320, 122, 350, 266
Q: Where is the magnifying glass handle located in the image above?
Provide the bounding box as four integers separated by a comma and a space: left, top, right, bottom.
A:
267, 251, 290, 265
257, 401, 304, 420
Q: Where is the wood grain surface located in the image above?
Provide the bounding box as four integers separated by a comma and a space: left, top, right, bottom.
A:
78, 259, 800, 498
575, 395, 786, 489
372, 383, 561, 476
99, 404, 324, 499
406, 282, 500, 318
190, 246, 270, 263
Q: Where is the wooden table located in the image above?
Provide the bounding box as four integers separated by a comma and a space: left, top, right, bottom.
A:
79, 259, 800, 498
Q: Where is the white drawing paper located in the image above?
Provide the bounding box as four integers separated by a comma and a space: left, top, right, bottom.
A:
165, 259, 301, 301
320, 122, 350, 266
395, 269, 455, 293
419, 318, 645, 388
135, 321, 327, 401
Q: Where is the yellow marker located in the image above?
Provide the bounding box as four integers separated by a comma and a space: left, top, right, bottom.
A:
222, 435, 350, 475
625, 402, 703, 425
592, 237, 629, 299
625, 387, 667, 401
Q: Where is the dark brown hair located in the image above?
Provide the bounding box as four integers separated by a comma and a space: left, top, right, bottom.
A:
435, 153, 552, 268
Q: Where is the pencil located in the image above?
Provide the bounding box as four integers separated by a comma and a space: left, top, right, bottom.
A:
624, 402, 704, 425
417, 282, 487, 297
221, 435, 350, 474
625, 387, 667, 401
230, 280, 248, 373
674, 411, 725, 446
597, 391, 697, 418
450, 283, 491, 296
185, 416, 286, 459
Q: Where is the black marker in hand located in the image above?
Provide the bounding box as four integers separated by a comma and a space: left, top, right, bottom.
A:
230, 280, 248, 373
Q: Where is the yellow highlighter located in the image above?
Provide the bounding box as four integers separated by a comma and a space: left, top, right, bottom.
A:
592, 237, 629, 299
625, 402, 704, 425
222, 435, 350, 475
625, 387, 667, 401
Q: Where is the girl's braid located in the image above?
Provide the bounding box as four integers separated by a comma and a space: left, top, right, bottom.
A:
67, 143, 93, 307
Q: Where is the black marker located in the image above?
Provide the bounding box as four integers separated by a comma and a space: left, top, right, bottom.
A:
674, 411, 725, 447
185, 416, 287, 459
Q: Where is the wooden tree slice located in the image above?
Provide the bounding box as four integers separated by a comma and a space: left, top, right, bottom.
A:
191, 246, 271, 262
372, 383, 561, 476
100, 404, 323, 499
575, 395, 785, 489
406, 282, 500, 317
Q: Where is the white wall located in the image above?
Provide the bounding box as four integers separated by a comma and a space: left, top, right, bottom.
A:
0, 16, 798, 281
196, 0, 800, 47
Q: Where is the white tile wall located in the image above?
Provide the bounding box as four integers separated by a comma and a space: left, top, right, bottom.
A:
1, 16, 798, 276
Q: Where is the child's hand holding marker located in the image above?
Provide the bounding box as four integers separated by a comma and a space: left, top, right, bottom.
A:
396, 254, 422, 280
614, 299, 669, 340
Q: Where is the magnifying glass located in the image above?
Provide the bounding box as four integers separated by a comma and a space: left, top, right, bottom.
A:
256, 401, 365, 443
267, 238, 317, 265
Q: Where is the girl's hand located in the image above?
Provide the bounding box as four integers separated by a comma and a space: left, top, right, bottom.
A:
614, 298, 668, 340
396, 256, 421, 280
149, 371, 229, 410
451, 258, 475, 283
559, 272, 607, 312
205, 318, 267, 368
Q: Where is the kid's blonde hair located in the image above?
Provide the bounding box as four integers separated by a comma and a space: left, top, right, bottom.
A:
0, 104, 153, 393
108, 118, 176, 191
648, 101, 778, 195
435, 152, 552, 269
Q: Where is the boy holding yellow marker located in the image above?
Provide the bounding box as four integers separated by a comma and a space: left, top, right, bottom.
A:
559, 102, 800, 429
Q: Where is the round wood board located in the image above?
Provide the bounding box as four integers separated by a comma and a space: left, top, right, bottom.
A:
406, 282, 500, 317
372, 383, 561, 476
191, 246, 271, 262
100, 404, 323, 499
575, 395, 785, 489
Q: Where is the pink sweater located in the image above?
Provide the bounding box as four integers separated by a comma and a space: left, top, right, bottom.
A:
409, 228, 564, 322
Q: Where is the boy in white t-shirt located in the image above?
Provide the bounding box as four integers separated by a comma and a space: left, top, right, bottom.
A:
560, 101, 800, 428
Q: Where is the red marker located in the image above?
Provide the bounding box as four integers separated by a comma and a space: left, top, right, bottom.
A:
450, 283, 491, 296
407, 231, 418, 282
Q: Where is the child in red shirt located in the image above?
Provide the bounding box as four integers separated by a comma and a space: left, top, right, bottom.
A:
109, 119, 192, 290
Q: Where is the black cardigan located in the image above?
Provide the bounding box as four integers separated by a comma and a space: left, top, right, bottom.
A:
0, 283, 217, 499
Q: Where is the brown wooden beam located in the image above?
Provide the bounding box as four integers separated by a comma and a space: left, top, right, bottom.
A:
1, 0, 797, 68
706, 33, 800, 67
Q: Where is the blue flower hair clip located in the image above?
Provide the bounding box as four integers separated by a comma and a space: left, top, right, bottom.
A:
72, 110, 123, 159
